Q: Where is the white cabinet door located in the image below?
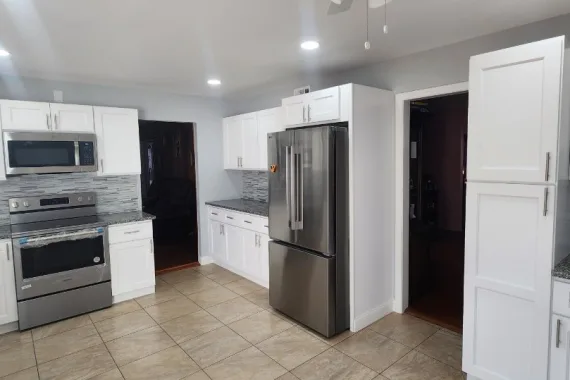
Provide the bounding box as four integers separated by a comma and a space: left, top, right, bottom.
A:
0, 241, 17, 325
257, 108, 283, 171
307, 87, 340, 124
0, 119, 6, 181
0, 100, 51, 131
550, 315, 570, 380
463, 182, 554, 380
49, 103, 95, 133
110, 239, 155, 296
209, 219, 226, 262
241, 113, 259, 170
282, 96, 306, 126
94, 107, 141, 176
226, 224, 244, 271
259, 234, 269, 285
467, 36, 564, 184
223, 116, 243, 170
243, 230, 261, 278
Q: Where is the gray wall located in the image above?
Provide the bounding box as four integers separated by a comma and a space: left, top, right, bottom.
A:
224, 13, 570, 115
0, 76, 242, 260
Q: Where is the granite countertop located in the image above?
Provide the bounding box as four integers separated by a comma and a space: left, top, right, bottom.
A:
553, 254, 570, 280
205, 199, 268, 217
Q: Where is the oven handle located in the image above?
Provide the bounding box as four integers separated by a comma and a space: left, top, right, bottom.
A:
15, 228, 105, 248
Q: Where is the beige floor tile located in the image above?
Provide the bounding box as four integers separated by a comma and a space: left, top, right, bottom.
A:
373, 376, 389, 380
206, 270, 244, 285
160, 310, 223, 344
229, 310, 293, 344
205, 346, 287, 380
90, 301, 141, 323
91, 368, 124, 380
292, 348, 377, 380
256, 327, 330, 370
224, 278, 263, 295
182, 371, 210, 380
159, 268, 204, 285
34, 324, 102, 364
368, 313, 439, 348
94, 310, 156, 342
135, 283, 185, 308
37, 344, 115, 380
1, 367, 39, 380
174, 277, 221, 296
144, 298, 202, 324
277, 373, 299, 380
187, 287, 240, 309
243, 288, 270, 309
180, 326, 251, 368
206, 297, 263, 324
382, 351, 464, 380
416, 330, 463, 370
119, 346, 199, 380
0, 331, 32, 352
192, 264, 224, 276
0, 342, 36, 378
336, 329, 411, 373
295, 325, 354, 346
105, 326, 175, 367
32, 314, 93, 341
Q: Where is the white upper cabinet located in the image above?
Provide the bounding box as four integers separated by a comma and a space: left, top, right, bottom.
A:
49, 103, 95, 133
224, 116, 243, 170
94, 107, 141, 176
0, 241, 17, 326
463, 182, 554, 380
240, 113, 259, 169
467, 36, 564, 184
257, 108, 283, 170
0, 100, 51, 131
282, 86, 341, 127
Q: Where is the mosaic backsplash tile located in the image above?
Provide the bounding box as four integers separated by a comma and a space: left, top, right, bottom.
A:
0, 173, 140, 224
242, 171, 268, 202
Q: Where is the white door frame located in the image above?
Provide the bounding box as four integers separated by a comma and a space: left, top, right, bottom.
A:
394, 81, 469, 313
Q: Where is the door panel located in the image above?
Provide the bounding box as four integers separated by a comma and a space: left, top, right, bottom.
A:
0, 100, 51, 132
257, 108, 283, 171
467, 36, 564, 183
241, 113, 258, 169
307, 87, 340, 124
259, 234, 270, 284
226, 224, 244, 271
268, 241, 335, 337
110, 239, 155, 296
282, 96, 305, 126
224, 117, 242, 169
243, 231, 261, 277
50, 104, 95, 132
0, 242, 17, 325
463, 182, 554, 380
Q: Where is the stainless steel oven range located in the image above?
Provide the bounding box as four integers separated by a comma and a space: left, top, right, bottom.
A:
9, 192, 111, 330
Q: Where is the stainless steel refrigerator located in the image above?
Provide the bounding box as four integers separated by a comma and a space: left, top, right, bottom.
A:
268, 124, 349, 337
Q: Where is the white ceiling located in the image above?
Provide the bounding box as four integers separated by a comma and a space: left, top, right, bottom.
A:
1, 0, 570, 97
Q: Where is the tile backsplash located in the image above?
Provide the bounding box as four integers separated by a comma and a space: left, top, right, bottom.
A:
0, 173, 140, 224
242, 171, 268, 202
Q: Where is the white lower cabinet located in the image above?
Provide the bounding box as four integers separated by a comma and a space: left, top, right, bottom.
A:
550, 314, 570, 380
207, 207, 269, 287
0, 241, 17, 326
109, 221, 155, 302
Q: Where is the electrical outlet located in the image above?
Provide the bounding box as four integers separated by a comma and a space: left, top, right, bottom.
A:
294, 86, 311, 96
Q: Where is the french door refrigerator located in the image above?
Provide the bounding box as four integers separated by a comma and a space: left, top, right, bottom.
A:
268, 123, 349, 337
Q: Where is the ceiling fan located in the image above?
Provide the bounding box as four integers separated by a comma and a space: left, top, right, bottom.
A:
327, 0, 392, 16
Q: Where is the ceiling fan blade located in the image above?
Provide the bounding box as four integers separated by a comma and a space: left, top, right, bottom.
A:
327, 0, 355, 15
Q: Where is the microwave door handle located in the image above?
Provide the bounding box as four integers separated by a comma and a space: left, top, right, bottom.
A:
74, 142, 80, 166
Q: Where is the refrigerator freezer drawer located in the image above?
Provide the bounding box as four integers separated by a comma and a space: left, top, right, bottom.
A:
269, 241, 336, 337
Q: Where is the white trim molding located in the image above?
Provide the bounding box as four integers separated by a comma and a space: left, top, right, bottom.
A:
199, 255, 214, 265
394, 82, 469, 313
352, 301, 394, 332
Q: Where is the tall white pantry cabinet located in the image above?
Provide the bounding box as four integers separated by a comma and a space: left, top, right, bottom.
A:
463, 36, 570, 380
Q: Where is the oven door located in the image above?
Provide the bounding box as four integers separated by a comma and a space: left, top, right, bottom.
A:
3, 131, 97, 175
12, 227, 110, 300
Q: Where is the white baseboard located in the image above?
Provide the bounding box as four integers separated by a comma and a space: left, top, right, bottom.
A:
113, 286, 155, 304
199, 256, 214, 265
0, 321, 18, 335
213, 259, 269, 289
351, 301, 393, 332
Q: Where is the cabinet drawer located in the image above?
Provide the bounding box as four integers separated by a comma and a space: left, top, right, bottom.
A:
109, 221, 153, 244
208, 207, 225, 222
240, 214, 269, 234
553, 280, 570, 317
223, 210, 241, 227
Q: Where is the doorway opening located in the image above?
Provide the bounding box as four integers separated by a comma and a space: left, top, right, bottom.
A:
139, 120, 199, 272
405, 93, 468, 333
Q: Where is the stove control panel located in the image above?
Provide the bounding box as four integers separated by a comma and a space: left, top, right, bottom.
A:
9, 192, 97, 213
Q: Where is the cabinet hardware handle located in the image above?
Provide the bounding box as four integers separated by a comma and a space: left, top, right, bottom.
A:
150, 239, 154, 254
54, 114, 58, 130
6, 243, 9, 261
125, 230, 140, 235
212, 212, 218, 215
255, 234, 259, 247
264, 225, 269, 228
545, 152, 551, 181
303, 106, 306, 122
244, 220, 252, 224
100, 159, 104, 172
227, 216, 234, 220
542, 187, 548, 216
222, 225, 225, 235
46, 114, 50, 129
557, 319, 562, 348
307, 105, 311, 122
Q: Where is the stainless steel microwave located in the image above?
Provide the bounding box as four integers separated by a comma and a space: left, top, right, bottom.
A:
3, 131, 98, 175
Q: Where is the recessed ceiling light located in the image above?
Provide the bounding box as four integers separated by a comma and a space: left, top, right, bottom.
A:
207, 79, 221, 86
0, 49, 10, 57
301, 41, 320, 50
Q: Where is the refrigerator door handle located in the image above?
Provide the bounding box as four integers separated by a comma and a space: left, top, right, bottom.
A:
296, 152, 304, 229
286, 145, 292, 229
290, 146, 297, 229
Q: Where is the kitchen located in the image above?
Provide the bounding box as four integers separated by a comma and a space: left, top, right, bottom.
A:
1, 1, 570, 380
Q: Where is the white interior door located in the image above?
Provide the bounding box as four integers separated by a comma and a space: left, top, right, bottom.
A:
240, 113, 258, 169
0, 100, 51, 131
50, 103, 95, 132
94, 107, 141, 175
467, 36, 564, 184
463, 182, 554, 380
307, 86, 340, 124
